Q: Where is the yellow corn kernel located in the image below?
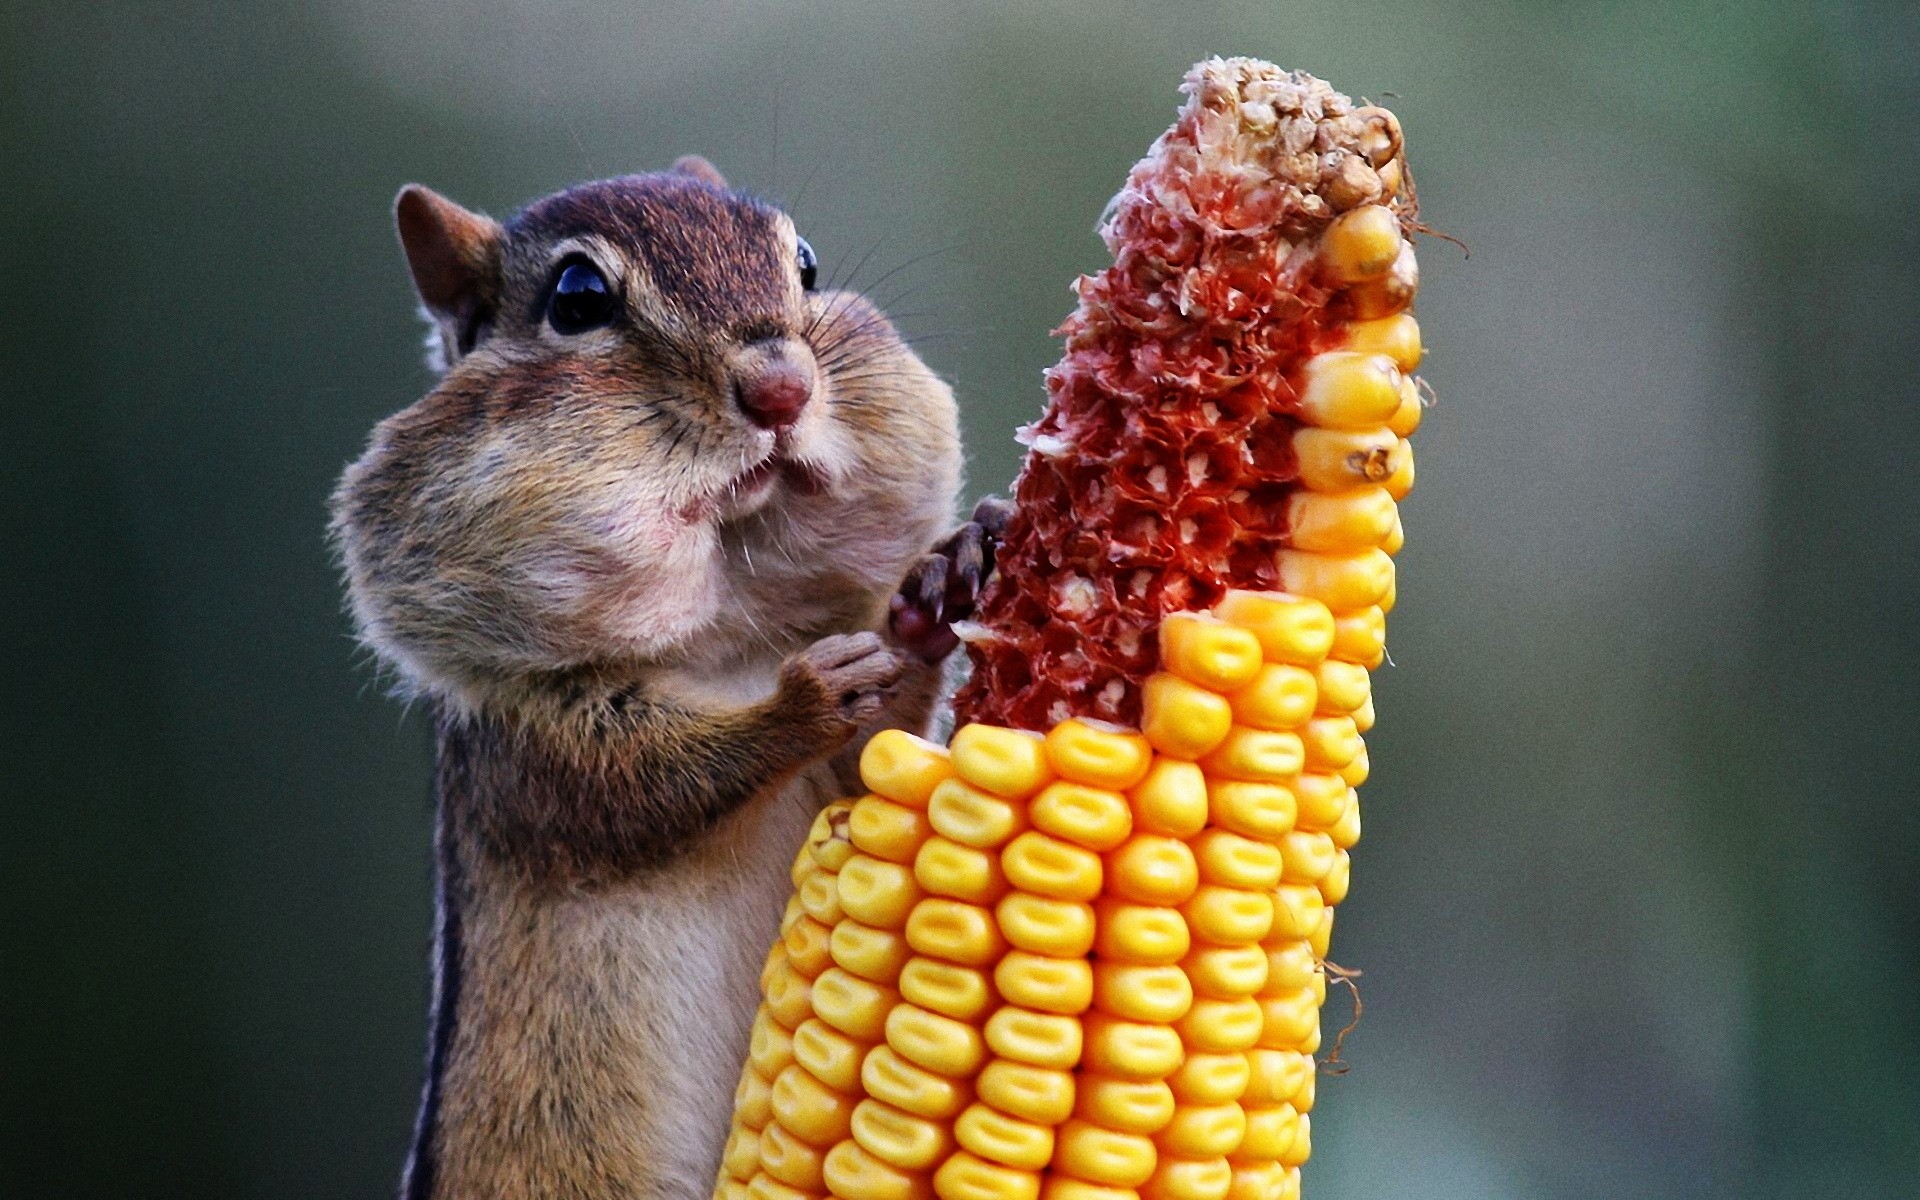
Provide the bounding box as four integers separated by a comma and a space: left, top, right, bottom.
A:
1092, 961, 1195, 1023
1290, 1070, 1316, 1114
1284, 487, 1396, 555
724, 1128, 764, 1180
914, 837, 1009, 905
1319, 204, 1401, 282
1267, 884, 1325, 942
1319, 851, 1351, 905
1141, 673, 1234, 759
1182, 887, 1275, 946
1191, 831, 1285, 892
1127, 759, 1209, 838
978, 1059, 1078, 1125
748, 1170, 820, 1200
1030, 781, 1136, 852
1003, 832, 1105, 902
1141, 1156, 1233, 1200
984, 1007, 1085, 1070
1383, 439, 1415, 501
1183, 943, 1270, 999
1094, 901, 1192, 965
1197, 727, 1305, 782
1313, 661, 1370, 715
1263, 943, 1317, 993
771, 1067, 856, 1144
1106, 835, 1200, 906
1291, 774, 1350, 831
887, 1002, 988, 1079
798, 870, 844, 925
1279, 1116, 1311, 1168
784, 916, 834, 977
1308, 909, 1333, 961
824, 1141, 934, 1200
1387, 373, 1422, 437
1156, 1103, 1248, 1159
1243, 1050, 1312, 1106
1167, 1052, 1251, 1105
839, 856, 926, 930
993, 950, 1094, 1015
1045, 720, 1155, 790
1043, 1177, 1138, 1200
807, 802, 856, 870
749, 1010, 797, 1077
899, 959, 993, 1023
1278, 832, 1336, 886
832, 921, 913, 985
1074, 1074, 1176, 1134
928, 779, 1030, 850
1347, 238, 1418, 320
765, 960, 815, 1028
997, 893, 1097, 957
1159, 612, 1265, 692
949, 725, 1053, 799
1081, 1014, 1185, 1080
1343, 312, 1421, 372
1235, 1106, 1297, 1161
761, 1118, 831, 1188
1213, 591, 1335, 667
1226, 665, 1317, 732
907, 899, 1007, 967
813, 969, 901, 1042
1255, 991, 1319, 1051
719, 1173, 755, 1199
861, 730, 953, 809
735, 1069, 775, 1129
1206, 781, 1297, 842
851, 798, 936, 864
1225, 1159, 1290, 1200
792, 1018, 868, 1093
853, 1098, 955, 1171
1175, 996, 1265, 1053
1296, 352, 1402, 430
1329, 794, 1362, 849
1294, 439, 1399, 520
1329, 607, 1385, 668
934, 1152, 1039, 1200
1054, 1120, 1158, 1188
955, 1103, 1055, 1170
1352, 692, 1376, 733
1381, 512, 1405, 557
864, 1044, 974, 1120
1274, 547, 1394, 611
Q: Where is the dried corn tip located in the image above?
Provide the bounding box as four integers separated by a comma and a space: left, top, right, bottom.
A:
956, 56, 1421, 732
723, 56, 1428, 1200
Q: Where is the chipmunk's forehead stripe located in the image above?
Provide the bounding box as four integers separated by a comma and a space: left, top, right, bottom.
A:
512, 174, 788, 328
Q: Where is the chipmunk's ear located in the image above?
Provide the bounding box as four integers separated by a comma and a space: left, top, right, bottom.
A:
671, 155, 728, 189
394, 184, 505, 366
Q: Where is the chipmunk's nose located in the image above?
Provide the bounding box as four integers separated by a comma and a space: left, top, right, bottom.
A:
731, 341, 816, 430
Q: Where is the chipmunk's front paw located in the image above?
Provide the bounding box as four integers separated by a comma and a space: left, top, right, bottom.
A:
889, 496, 1013, 663
782, 632, 907, 730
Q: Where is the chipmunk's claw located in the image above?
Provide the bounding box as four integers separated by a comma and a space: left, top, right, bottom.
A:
888, 496, 1010, 663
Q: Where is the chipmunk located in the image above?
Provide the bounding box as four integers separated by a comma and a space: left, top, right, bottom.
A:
331, 156, 1003, 1200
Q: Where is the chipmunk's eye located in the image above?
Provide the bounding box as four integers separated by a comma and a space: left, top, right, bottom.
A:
796, 236, 818, 292
548, 258, 617, 334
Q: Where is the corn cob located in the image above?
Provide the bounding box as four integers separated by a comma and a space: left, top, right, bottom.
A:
717, 56, 1423, 1200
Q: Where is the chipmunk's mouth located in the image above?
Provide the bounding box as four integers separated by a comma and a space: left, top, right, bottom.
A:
712, 448, 828, 520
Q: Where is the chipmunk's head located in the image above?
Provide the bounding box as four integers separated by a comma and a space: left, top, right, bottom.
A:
330, 158, 961, 704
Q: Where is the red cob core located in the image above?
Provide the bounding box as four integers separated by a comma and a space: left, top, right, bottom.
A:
954, 59, 1413, 732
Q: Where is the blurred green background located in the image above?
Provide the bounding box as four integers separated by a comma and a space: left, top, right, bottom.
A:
5, 1, 1917, 1196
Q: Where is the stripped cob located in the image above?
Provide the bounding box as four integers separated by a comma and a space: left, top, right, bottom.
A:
717, 57, 1424, 1200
